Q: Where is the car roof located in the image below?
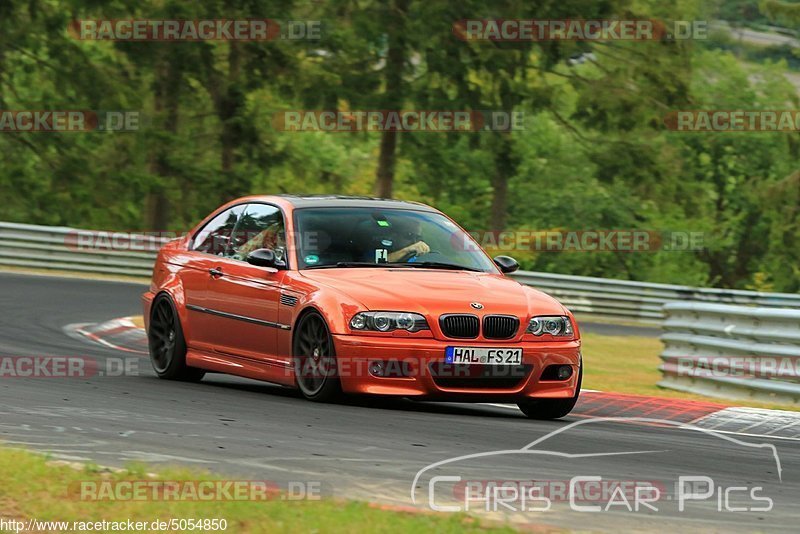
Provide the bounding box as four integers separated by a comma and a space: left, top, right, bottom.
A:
270, 194, 439, 212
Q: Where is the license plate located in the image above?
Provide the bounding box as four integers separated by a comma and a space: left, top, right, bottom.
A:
445, 347, 523, 365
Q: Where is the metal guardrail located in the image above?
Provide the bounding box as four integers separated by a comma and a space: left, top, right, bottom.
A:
0, 221, 165, 278
1, 222, 799, 322
658, 302, 800, 403
509, 271, 800, 320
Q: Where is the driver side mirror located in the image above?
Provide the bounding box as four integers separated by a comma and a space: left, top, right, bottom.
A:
246, 248, 286, 269
493, 255, 519, 274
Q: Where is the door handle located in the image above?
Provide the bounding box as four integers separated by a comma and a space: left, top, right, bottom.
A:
209, 267, 223, 278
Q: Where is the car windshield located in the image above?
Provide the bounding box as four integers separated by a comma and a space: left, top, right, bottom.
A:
293, 207, 497, 272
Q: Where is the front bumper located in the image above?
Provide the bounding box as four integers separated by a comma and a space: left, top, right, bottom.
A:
332, 334, 581, 401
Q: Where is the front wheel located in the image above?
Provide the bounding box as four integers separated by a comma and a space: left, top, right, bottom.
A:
518, 365, 582, 420
293, 311, 342, 402
148, 295, 205, 382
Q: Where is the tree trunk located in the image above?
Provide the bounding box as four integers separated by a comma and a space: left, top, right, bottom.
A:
144, 192, 170, 233
146, 49, 181, 231
489, 136, 514, 232
0, 45, 5, 107
374, 0, 409, 198
220, 42, 241, 176
375, 130, 398, 197
204, 42, 248, 199
490, 171, 509, 232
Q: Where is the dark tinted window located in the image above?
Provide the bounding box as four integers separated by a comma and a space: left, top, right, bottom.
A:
293, 207, 497, 272
229, 204, 287, 264
192, 205, 245, 256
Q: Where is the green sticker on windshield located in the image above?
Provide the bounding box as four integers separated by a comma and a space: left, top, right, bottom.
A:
304, 254, 319, 264
376, 220, 390, 227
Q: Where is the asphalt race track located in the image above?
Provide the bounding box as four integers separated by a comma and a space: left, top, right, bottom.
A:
0, 272, 798, 531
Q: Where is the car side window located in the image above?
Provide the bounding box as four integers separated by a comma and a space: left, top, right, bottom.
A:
230, 204, 287, 265
192, 205, 245, 256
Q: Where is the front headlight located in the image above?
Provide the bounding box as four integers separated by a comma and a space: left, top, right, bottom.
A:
350, 311, 429, 332
526, 316, 573, 337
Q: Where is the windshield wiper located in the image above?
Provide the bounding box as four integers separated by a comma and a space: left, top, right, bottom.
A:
306, 262, 402, 269
306, 261, 484, 272
393, 261, 484, 272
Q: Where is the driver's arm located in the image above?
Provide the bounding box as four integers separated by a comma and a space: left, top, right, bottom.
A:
388, 240, 430, 262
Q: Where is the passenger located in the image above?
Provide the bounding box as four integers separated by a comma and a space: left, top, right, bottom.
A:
236, 222, 286, 261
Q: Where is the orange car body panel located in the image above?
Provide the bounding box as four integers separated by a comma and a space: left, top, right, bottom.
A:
143, 195, 582, 401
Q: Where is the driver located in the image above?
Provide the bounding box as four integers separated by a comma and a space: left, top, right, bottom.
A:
387, 220, 430, 262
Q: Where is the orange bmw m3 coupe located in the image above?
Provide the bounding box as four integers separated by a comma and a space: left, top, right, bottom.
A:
143, 195, 582, 419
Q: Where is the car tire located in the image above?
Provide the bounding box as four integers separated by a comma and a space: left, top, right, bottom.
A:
148, 294, 206, 382
517, 364, 582, 420
293, 311, 342, 402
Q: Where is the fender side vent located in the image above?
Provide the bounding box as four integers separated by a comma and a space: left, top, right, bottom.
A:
280, 294, 298, 307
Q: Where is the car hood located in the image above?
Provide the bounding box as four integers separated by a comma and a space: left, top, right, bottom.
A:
298, 268, 566, 317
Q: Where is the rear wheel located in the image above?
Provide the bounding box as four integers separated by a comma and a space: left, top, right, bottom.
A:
293, 311, 341, 402
148, 295, 205, 382
518, 365, 582, 420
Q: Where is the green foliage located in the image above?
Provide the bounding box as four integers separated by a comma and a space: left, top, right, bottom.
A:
0, 0, 798, 290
